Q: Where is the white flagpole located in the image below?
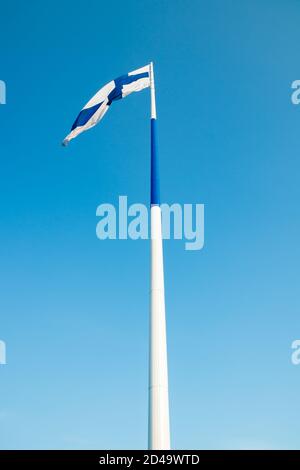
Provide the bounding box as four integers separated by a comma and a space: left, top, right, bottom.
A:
148, 61, 171, 450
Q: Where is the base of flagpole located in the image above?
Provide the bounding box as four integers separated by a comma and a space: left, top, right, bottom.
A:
148, 205, 170, 450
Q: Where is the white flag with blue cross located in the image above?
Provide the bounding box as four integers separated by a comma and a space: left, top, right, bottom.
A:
62, 64, 150, 145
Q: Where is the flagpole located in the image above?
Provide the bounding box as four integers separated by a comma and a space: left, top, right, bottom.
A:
148, 61, 170, 450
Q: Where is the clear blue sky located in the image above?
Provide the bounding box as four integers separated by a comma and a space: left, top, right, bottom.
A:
0, 0, 300, 450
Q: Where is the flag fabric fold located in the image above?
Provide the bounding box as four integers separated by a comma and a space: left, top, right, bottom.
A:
62, 64, 150, 145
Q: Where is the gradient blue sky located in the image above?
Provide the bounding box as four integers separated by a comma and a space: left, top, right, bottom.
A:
0, 0, 300, 450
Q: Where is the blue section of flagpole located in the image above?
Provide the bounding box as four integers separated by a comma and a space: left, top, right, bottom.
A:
150, 118, 160, 205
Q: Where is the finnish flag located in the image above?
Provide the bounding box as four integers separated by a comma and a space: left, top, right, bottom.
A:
63, 64, 150, 145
